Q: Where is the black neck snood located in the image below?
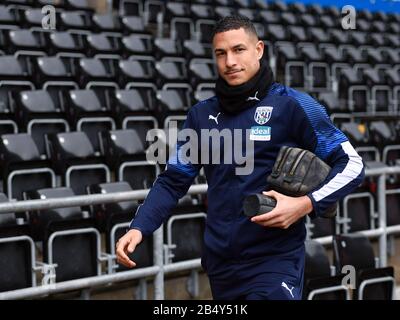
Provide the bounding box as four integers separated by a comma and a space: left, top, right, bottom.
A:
215, 59, 275, 115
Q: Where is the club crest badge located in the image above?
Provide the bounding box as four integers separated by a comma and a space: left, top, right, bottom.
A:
254, 106, 273, 125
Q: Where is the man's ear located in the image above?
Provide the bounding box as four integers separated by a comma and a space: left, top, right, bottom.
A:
256, 40, 265, 60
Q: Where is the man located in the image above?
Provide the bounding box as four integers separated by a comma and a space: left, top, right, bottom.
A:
116, 15, 365, 300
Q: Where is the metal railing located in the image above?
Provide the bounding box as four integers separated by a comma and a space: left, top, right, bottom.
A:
1, 166, 400, 299
0, 184, 206, 300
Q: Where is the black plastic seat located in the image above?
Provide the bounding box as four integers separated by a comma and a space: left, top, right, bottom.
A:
121, 16, 147, 34
60, 11, 91, 30
308, 28, 331, 44
118, 57, 155, 85
154, 38, 183, 59
351, 32, 368, 46
67, 89, 115, 151
122, 34, 153, 56
188, 58, 217, 88
26, 186, 99, 282
48, 31, 84, 53
46, 131, 110, 194
281, 12, 297, 25
0, 55, 29, 80
100, 129, 145, 169
303, 240, 348, 300
87, 181, 153, 270
289, 26, 308, 42
190, 4, 215, 19
65, 0, 93, 11
155, 57, 187, 87
0, 5, 17, 25
92, 13, 121, 32
0, 192, 34, 292
34, 56, 73, 85
85, 33, 120, 55
318, 92, 344, 114
113, 84, 158, 142
194, 83, 215, 102
15, 90, 68, 155
333, 233, 395, 300
214, 6, 236, 20
165, 1, 190, 21
259, 10, 280, 24
343, 194, 374, 232
77, 57, 114, 85
7, 29, 45, 53
183, 40, 212, 60
100, 129, 158, 190
265, 24, 288, 42
0, 133, 55, 200
338, 69, 367, 112
156, 84, 192, 126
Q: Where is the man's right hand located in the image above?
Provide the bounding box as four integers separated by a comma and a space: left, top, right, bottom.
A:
116, 229, 143, 268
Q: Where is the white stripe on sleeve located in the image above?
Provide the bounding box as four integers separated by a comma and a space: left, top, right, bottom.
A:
312, 141, 364, 202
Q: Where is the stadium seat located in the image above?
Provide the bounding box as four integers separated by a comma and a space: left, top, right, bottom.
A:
155, 57, 187, 87
112, 86, 158, 144
303, 240, 349, 300
164, 211, 206, 263
15, 89, 69, 156
0, 192, 36, 292
194, 83, 215, 102
156, 83, 192, 128
154, 38, 183, 60
85, 33, 120, 55
92, 13, 122, 32
26, 187, 101, 282
46, 131, 111, 194
47, 31, 85, 54
0, 133, 56, 200
188, 58, 217, 88
87, 181, 153, 271
122, 34, 153, 56
99, 129, 158, 188
333, 233, 395, 300
60, 11, 92, 30
117, 56, 155, 85
183, 40, 212, 60
66, 89, 116, 152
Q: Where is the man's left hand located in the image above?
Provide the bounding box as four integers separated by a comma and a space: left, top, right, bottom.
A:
250, 190, 313, 229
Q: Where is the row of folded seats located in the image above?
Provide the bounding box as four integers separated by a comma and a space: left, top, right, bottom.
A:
4, 0, 397, 35
0, 129, 160, 199
0, 28, 217, 61
304, 234, 395, 300
274, 43, 400, 93
0, 53, 217, 89
0, 56, 213, 132
0, 82, 197, 142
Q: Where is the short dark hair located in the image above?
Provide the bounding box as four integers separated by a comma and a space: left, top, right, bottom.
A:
211, 15, 258, 41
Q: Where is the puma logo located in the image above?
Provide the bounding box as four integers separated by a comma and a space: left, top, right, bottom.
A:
208, 112, 221, 124
246, 91, 260, 101
281, 282, 295, 298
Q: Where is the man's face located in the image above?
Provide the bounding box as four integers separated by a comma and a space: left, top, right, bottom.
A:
213, 28, 264, 86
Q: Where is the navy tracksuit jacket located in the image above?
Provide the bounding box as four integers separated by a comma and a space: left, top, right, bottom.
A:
130, 82, 365, 299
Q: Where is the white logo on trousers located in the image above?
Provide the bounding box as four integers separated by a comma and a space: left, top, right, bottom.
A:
281, 282, 295, 298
